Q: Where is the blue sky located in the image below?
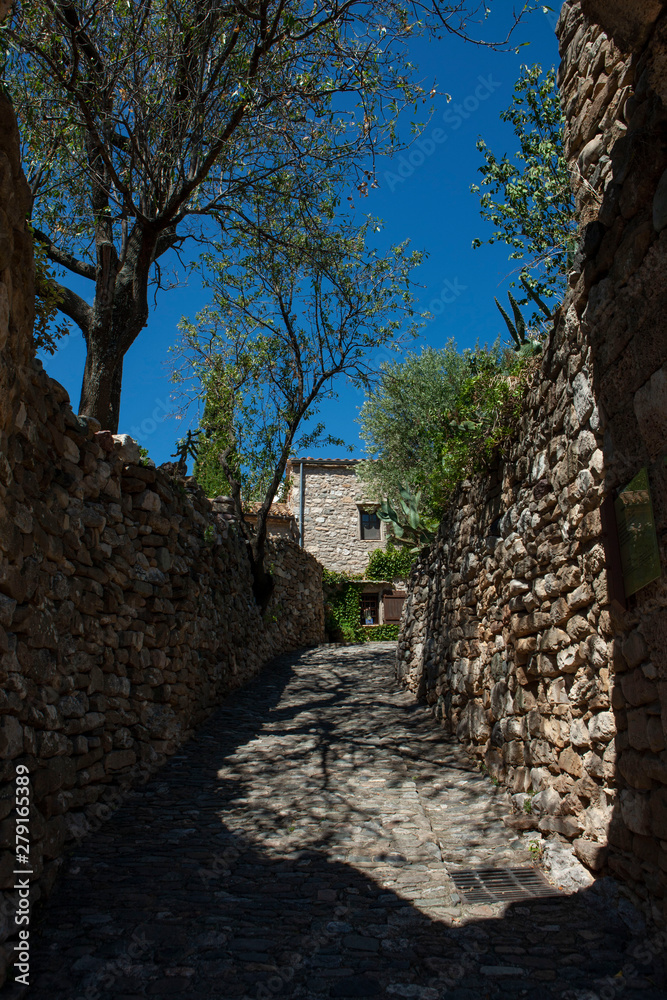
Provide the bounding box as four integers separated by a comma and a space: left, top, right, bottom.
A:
39, 3, 562, 468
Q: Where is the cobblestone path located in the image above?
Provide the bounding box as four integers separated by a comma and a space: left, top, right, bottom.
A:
26, 645, 666, 1000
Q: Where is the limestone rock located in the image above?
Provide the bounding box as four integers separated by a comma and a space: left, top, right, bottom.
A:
112, 434, 142, 465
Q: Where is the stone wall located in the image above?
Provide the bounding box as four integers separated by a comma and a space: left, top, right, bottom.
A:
286, 460, 388, 575
396, 0, 667, 919
0, 91, 324, 986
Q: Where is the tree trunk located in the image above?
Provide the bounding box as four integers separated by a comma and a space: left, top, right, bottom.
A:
79, 341, 124, 433
249, 530, 275, 611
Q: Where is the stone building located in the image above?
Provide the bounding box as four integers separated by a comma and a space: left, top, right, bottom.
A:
285, 457, 406, 625
243, 501, 299, 541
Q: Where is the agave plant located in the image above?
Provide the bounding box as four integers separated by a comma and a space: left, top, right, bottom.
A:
377, 485, 438, 552
495, 284, 544, 358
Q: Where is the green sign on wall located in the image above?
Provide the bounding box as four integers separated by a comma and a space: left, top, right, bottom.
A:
614, 467, 662, 597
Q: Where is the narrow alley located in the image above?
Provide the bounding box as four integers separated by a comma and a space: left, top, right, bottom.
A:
26, 646, 665, 1000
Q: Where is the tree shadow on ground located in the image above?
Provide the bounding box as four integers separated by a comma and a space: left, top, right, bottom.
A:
20, 648, 667, 1000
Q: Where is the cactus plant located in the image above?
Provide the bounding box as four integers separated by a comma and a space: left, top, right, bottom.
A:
377, 485, 438, 552
495, 290, 543, 357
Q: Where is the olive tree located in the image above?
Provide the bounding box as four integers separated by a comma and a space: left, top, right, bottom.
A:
471, 63, 577, 313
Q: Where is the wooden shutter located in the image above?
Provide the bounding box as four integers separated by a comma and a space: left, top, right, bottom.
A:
383, 592, 406, 622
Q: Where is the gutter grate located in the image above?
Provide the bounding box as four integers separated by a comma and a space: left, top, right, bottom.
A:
450, 866, 560, 904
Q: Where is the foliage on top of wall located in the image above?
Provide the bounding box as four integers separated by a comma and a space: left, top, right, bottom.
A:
364, 623, 400, 641
32, 227, 70, 355
359, 342, 540, 521
366, 543, 415, 581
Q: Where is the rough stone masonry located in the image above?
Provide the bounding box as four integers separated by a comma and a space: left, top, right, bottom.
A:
397, 0, 667, 921
0, 89, 324, 987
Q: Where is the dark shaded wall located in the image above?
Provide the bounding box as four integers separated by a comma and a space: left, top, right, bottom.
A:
0, 92, 324, 985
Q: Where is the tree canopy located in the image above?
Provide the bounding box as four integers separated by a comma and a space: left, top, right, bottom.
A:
3, 0, 534, 431
357, 340, 537, 518
471, 63, 577, 312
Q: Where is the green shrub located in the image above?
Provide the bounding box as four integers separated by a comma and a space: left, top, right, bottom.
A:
363, 623, 400, 641
323, 570, 365, 643
366, 543, 415, 581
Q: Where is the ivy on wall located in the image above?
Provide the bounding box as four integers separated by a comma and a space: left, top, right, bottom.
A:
366, 543, 415, 581
322, 568, 402, 643
323, 569, 365, 643
364, 623, 400, 641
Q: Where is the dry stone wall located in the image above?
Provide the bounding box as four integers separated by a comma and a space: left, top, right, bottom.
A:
0, 91, 324, 986
397, 0, 667, 918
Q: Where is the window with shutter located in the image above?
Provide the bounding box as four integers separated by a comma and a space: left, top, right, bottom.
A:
360, 509, 381, 540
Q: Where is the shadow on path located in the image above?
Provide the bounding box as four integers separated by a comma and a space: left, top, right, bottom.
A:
19, 646, 667, 1000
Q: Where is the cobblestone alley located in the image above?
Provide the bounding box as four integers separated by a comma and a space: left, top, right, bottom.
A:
24, 645, 667, 1000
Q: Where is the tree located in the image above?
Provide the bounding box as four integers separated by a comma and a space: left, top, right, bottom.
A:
3, 0, 533, 432
471, 63, 577, 313
357, 339, 535, 517
171, 181, 424, 604
357, 342, 477, 518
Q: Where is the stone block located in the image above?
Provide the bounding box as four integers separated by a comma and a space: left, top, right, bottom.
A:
634, 366, 667, 452
559, 747, 583, 777
647, 717, 665, 753
511, 612, 552, 637
620, 788, 651, 837
539, 814, 583, 838
573, 837, 608, 870
113, 434, 141, 464
566, 615, 592, 641
653, 168, 667, 231
621, 668, 657, 707
567, 583, 594, 611
105, 750, 137, 772
621, 629, 649, 670
540, 627, 570, 652
627, 709, 650, 751
588, 711, 616, 742
0, 716, 23, 758
570, 719, 592, 748
618, 750, 653, 790
650, 787, 667, 841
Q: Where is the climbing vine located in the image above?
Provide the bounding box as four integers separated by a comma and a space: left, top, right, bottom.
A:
323, 570, 365, 643
322, 566, 403, 644
364, 623, 400, 641
366, 543, 415, 581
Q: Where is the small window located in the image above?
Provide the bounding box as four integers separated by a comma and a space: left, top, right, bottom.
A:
360, 509, 381, 540
361, 593, 379, 625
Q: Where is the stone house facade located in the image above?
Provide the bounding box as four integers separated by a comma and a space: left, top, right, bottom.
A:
285, 457, 406, 626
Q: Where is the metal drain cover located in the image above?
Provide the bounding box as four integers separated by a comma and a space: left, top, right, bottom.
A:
450, 866, 559, 904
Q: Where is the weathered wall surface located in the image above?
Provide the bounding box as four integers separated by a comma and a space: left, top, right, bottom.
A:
288, 462, 387, 575
0, 92, 324, 985
397, 0, 667, 918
